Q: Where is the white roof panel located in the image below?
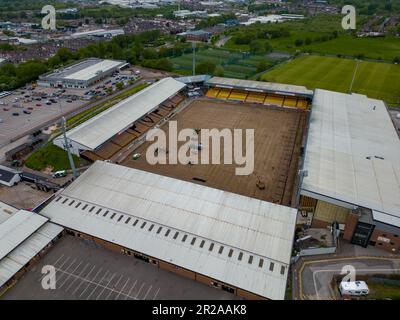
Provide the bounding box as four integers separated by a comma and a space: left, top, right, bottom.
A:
63, 59, 122, 81
64, 77, 186, 150
40, 161, 297, 299
0, 222, 63, 287
302, 89, 400, 226
0, 210, 48, 260
206, 76, 313, 96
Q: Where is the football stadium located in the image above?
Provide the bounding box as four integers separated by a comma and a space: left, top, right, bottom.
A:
2, 74, 399, 301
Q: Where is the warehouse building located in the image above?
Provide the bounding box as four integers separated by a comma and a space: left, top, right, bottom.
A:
0, 165, 21, 187
0, 201, 63, 295
299, 89, 400, 253
53, 77, 186, 160
39, 161, 297, 300
37, 58, 127, 89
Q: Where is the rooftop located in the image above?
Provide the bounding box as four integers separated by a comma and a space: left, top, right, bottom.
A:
301, 89, 400, 227
40, 161, 297, 300
58, 77, 186, 151
40, 58, 125, 82
206, 77, 314, 97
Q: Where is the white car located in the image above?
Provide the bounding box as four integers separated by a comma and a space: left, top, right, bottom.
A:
339, 281, 369, 296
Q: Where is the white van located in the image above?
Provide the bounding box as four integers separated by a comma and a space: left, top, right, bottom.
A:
339, 281, 369, 296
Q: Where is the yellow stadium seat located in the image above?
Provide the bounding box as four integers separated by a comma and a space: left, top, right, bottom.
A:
264, 95, 283, 107
229, 90, 247, 102
296, 99, 309, 109
217, 88, 231, 99
283, 97, 298, 108
206, 88, 220, 98
245, 92, 266, 104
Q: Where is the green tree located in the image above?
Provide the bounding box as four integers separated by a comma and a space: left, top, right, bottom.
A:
196, 61, 216, 75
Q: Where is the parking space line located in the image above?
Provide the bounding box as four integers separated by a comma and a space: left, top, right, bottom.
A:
79, 267, 103, 298
104, 275, 124, 300
125, 280, 137, 300
71, 265, 96, 296
135, 282, 145, 300
58, 260, 82, 289
64, 263, 91, 292
95, 273, 116, 300
153, 287, 161, 300
115, 277, 130, 300
142, 285, 153, 300
37, 255, 69, 282
86, 270, 109, 300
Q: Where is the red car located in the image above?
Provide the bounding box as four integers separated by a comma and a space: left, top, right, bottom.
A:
27, 107, 33, 110
3, 108, 9, 111
36, 103, 42, 107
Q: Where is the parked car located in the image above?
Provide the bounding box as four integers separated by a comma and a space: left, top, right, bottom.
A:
36, 103, 42, 107
52, 170, 67, 178
12, 112, 19, 116
339, 281, 369, 296
23, 110, 31, 114
66, 100, 72, 103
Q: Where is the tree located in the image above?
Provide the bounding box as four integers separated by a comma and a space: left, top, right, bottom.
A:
196, 61, 216, 75
393, 56, 400, 64
305, 38, 312, 45
249, 40, 265, 54
214, 65, 224, 77
256, 61, 270, 73
264, 41, 273, 53
294, 39, 304, 47
115, 82, 124, 90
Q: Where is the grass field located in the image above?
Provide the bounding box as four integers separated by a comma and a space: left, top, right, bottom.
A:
261, 55, 400, 105
169, 48, 275, 79
224, 14, 400, 61
25, 143, 88, 172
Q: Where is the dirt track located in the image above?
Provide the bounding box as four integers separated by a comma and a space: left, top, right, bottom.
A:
122, 100, 307, 207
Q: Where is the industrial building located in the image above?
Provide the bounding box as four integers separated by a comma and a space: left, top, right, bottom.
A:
0, 201, 63, 295
37, 58, 128, 89
39, 161, 297, 300
0, 165, 21, 187
299, 89, 400, 253
53, 77, 186, 160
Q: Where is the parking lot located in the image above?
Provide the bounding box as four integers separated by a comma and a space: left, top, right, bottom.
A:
0, 68, 141, 148
2, 235, 237, 300
0, 88, 86, 147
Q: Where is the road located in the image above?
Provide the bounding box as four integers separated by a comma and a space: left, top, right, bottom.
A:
297, 256, 400, 300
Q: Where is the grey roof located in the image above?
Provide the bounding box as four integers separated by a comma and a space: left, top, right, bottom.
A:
301, 89, 400, 227
0, 165, 21, 183
176, 75, 211, 84
40, 58, 125, 82
206, 77, 314, 97
40, 161, 297, 300
59, 77, 186, 150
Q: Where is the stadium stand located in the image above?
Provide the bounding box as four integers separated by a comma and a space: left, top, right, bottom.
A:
283, 97, 298, 108
245, 92, 266, 104
206, 87, 220, 98
217, 88, 231, 99
111, 131, 137, 148
228, 90, 248, 102
94, 141, 121, 159
296, 99, 309, 109
264, 95, 284, 107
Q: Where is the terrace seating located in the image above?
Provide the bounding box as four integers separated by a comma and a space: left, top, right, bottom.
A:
217, 88, 231, 99
283, 97, 298, 108
206, 88, 220, 98
80, 150, 104, 162
111, 131, 137, 148
94, 141, 121, 159
296, 99, 309, 109
228, 90, 248, 102
245, 92, 266, 104
264, 95, 284, 107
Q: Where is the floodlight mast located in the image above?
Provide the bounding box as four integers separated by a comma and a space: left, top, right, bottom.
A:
61, 116, 78, 179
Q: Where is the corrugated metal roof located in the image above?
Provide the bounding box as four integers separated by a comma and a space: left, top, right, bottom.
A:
176, 75, 211, 84
206, 76, 313, 96
0, 210, 48, 260
302, 89, 400, 226
40, 161, 297, 300
64, 59, 123, 81
64, 77, 186, 150
0, 201, 17, 224
0, 222, 63, 287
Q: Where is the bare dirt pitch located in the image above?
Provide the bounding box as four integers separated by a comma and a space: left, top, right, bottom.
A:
122, 99, 307, 207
